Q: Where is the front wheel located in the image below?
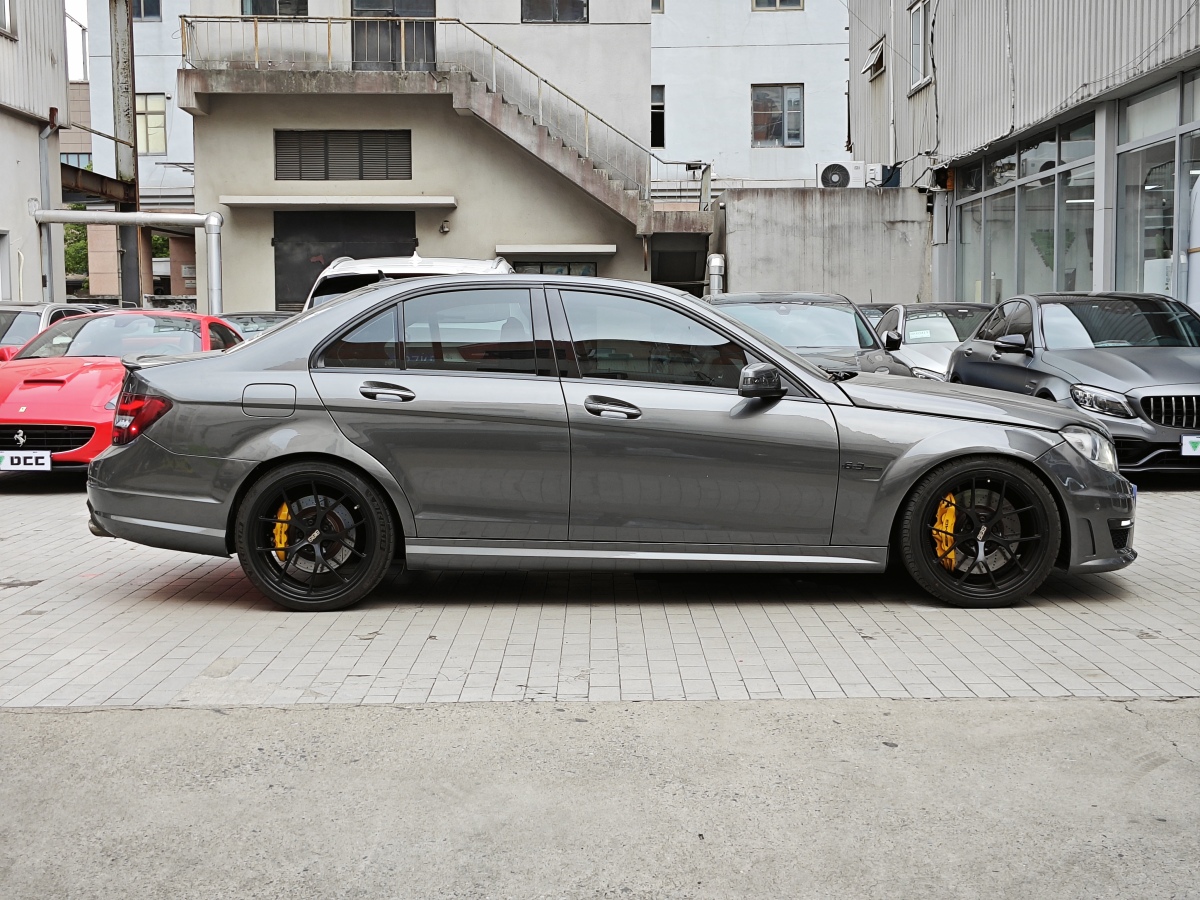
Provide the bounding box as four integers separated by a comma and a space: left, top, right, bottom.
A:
898, 457, 1061, 608
234, 462, 395, 611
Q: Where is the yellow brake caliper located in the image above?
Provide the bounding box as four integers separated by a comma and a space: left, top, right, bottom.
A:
273, 502, 291, 562
934, 493, 957, 571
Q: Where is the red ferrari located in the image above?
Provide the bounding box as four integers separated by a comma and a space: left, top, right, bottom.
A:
0, 310, 242, 471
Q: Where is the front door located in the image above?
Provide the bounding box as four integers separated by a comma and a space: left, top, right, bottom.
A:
352, 0, 436, 72
553, 287, 840, 546
273, 211, 416, 312
311, 286, 570, 540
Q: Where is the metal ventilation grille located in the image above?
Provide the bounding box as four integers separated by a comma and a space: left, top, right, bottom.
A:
275, 130, 413, 181
1141, 395, 1200, 430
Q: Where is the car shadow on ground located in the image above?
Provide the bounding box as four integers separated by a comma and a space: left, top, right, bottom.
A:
0, 471, 89, 494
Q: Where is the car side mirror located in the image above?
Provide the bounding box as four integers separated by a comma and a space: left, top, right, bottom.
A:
993, 334, 1028, 354
0, 346, 16, 363
883, 330, 902, 352
739, 363, 788, 400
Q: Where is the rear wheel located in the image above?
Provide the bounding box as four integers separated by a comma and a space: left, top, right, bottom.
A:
899, 457, 1060, 608
234, 462, 395, 611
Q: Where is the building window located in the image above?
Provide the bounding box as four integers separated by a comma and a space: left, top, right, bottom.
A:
909, 0, 930, 89
751, 84, 803, 148
136, 94, 167, 156
60, 153, 94, 168
133, 0, 160, 21
651, 85, 666, 150
512, 261, 597, 276
275, 130, 413, 180
242, 0, 309, 15
521, 1, 588, 23
0, 0, 13, 35
861, 38, 885, 81
753, 0, 803, 9
651, 0, 664, 12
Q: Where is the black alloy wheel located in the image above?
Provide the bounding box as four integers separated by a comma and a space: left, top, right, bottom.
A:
899, 457, 1061, 608
235, 462, 395, 611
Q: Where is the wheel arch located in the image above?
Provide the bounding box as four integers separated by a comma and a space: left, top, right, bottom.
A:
887, 451, 1073, 570
224, 452, 410, 561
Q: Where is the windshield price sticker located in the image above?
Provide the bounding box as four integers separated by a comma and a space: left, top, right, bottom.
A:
1184, 436, 1200, 457
908, 330, 931, 339
0, 451, 52, 471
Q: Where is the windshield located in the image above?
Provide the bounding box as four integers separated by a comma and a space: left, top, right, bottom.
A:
707, 306, 833, 382
904, 308, 988, 344
1042, 298, 1200, 349
0, 311, 40, 347
15, 314, 202, 359
716, 302, 879, 350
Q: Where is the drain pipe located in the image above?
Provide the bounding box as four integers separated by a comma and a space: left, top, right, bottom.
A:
707, 253, 726, 296
38, 118, 57, 303
32, 209, 225, 315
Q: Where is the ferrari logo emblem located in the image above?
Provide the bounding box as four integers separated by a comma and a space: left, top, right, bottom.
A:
14, 430, 26, 448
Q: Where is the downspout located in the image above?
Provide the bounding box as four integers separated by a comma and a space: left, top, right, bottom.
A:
205, 212, 224, 316
38, 111, 58, 303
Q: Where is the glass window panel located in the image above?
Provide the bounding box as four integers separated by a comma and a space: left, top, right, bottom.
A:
909, 3, 925, 86
985, 146, 1017, 190
1120, 80, 1179, 144
1020, 180, 1056, 293
751, 85, 784, 147
403, 289, 536, 374
561, 291, 748, 389
784, 85, 804, 146
321, 307, 398, 369
1004, 301, 1033, 343
557, 0, 588, 22
569, 262, 597, 276
1019, 131, 1056, 181
956, 163, 983, 198
1060, 115, 1095, 163
975, 303, 1014, 342
985, 191, 1017, 303
521, 0, 555, 21
1058, 163, 1095, 291
1178, 131, 1200, 305
1117, 141, 1176, 293
957, 198, 984, 302
1184, 71, 1200, 127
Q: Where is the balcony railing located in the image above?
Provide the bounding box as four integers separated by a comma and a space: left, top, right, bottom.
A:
180, 16, 710, 205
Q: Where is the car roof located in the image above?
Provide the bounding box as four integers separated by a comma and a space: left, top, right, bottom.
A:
707, 292, 852, 305
1019, 292, 1175, 303
224, 311, 291, 317
903, 303, 993, 311
319, 253, 512, 277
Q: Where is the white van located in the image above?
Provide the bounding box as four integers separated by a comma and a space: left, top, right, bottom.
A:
302, 252, 515, 311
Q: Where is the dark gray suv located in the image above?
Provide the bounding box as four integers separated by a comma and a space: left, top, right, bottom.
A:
87, 276, 1135, 612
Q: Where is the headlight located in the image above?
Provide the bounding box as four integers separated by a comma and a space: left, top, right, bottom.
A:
910, 367, 946, 381
1061, 425, 1120, 474
1070, 384, 1135, 418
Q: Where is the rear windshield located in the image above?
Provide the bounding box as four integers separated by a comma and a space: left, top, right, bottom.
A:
717, 302, 879, 350
15, 314, 202, 359
1041, 298, 1200, 349
903, 308, 988, 344
0, 311, 40, 347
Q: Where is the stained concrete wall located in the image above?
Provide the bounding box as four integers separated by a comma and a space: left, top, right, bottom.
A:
721, 188, 932, 305
0, 114, 65, 303
191, 91, 646, 313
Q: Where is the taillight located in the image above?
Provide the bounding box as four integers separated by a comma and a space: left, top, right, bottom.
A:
112, 391, 173, 445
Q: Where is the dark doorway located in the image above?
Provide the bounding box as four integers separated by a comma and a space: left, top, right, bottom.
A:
352, 0, 436, 72
273, 210, 417, 311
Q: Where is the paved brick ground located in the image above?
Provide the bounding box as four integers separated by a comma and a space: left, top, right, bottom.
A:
2, 471, 1199, 707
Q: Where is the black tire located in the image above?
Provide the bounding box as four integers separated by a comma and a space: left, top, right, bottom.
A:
898, 456, 1061, 609
234, 461, 395, 611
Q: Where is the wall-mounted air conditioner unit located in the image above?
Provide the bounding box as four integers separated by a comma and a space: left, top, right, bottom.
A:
817, 161, 866, 188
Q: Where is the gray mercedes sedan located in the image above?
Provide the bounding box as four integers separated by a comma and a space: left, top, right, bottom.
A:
87, 275, 1136, 612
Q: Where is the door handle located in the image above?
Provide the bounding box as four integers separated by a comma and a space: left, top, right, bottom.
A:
990, 353, 1002, 361
359, 381, 416, 402
963, 347, 974, 357
584, 395, 642, 419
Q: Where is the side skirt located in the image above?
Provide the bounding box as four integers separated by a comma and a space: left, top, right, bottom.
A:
405, 540, 888, 573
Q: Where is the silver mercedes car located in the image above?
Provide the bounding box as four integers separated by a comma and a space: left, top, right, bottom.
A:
87, 275, 1136, 612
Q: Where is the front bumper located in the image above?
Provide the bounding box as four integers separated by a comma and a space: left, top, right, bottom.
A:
0, 420, 112, 468
1036, 442, 1137, 575
1067, 390, 1200, 473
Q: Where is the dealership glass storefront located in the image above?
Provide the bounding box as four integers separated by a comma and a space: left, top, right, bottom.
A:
954, 68, 1200, 306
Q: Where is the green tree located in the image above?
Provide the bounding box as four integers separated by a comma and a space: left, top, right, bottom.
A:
63, 202, 89, 275
152, 234, 170, 258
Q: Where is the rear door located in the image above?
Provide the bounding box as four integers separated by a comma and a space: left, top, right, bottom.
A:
311, 285, 571, 540
552, 287, 839, 546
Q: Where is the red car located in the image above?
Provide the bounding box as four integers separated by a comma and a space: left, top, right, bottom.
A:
0, 310, 242, 471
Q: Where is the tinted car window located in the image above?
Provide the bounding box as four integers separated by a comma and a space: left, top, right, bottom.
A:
903, 308, 988, 343
15, 314, 202, 359
562, 290, 747, 389
321, 306, 399, 369
0, 311, 40, 346
403, 289, 535, 375
717, 301, 878, 350
974, 304, 1012, 342
1041, 298, 1200, 349
207, 322, 242, 350
1002, 301, 1033, 343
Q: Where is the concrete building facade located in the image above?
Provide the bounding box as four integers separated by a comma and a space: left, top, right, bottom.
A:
0, 0, 70, 304
651, 0, 852, 189
849, 0, 1200, 306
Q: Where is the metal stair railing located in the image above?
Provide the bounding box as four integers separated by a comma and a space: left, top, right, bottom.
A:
180, 15, 710, 205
